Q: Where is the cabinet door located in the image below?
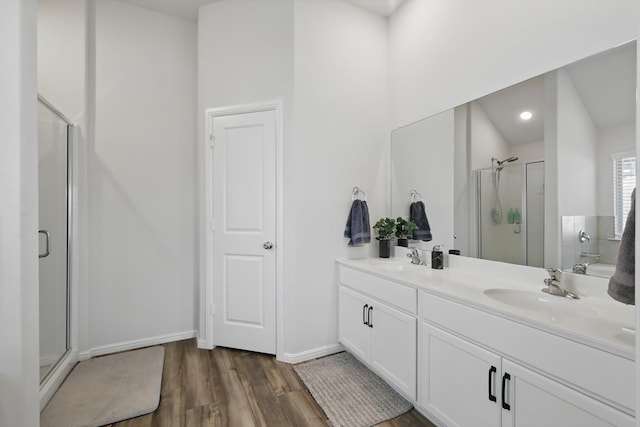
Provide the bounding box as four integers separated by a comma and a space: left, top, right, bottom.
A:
421, 322, 502, 427
339, 286, 370, 361
369, 300, 417, 399
501, 359, 634, 427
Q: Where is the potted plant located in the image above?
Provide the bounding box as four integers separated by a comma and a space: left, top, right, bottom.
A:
395, 217, 417, 247
373, 217, 396, 258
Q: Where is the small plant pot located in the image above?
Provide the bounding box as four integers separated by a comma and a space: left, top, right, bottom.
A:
378, 239, 391, 258
397, 238, 409, 247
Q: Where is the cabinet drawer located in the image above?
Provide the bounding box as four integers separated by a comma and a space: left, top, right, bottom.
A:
338, 266, 417, 314
420, 291, 635, 415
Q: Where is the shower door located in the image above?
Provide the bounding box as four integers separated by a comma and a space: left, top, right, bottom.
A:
38, 98, 71, 382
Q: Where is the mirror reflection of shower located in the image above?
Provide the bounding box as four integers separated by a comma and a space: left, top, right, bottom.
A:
490, 156, 519, 224
477, 160, 544, 267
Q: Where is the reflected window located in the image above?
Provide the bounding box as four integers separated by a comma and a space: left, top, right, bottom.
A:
613, 152, 636, 238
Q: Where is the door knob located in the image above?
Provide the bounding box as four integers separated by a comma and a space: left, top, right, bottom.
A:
263, 241, 274, 250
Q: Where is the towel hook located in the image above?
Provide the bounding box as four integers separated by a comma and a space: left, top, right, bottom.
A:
411, 189, 423, 202
352, 186, 366, 201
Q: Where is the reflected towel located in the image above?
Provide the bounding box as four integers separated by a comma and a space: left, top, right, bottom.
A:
608, 188, 635, 305
410, 201, 432, 242
344, 200, 371, 246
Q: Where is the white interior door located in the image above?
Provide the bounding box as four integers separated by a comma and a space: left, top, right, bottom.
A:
209, 109, 277, 354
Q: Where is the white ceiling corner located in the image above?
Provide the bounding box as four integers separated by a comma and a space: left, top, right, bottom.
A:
119, 0, 216, 22
120, 0, 406, 22
345, 0, 406, 17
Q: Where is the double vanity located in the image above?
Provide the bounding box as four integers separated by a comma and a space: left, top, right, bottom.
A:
337, 252, 635, 427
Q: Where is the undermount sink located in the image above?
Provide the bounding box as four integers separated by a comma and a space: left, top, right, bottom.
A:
483, 288, 598, 318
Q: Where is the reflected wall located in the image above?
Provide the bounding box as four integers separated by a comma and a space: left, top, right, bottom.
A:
390, 41, 636, 274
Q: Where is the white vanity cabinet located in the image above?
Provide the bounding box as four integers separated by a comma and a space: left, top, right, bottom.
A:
419, 292, 635, 427
338, 266, 417, 399
501, 359, 631, 427
421, 322, 632, 427
420, 322, 502, 426
336, 259, 634, 427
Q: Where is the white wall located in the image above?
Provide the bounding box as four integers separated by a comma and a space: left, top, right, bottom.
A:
556, 68, 598, 217
511, 141, 544, 164
470, 101, 509, 170
197, 1, 294, 111
0, 0, 40, 424
289, 0, 388, 356
389, 0, 639, 129
391, 110, 454, 250
39, 0, 198, 357
37, 0, 87, 121
88, 0, 197, 351
198, 0, 388, 358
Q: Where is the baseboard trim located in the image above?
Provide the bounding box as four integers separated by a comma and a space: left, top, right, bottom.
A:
78, 330, 197, 360
197, 338, 210, 349
277, 343, 344, 364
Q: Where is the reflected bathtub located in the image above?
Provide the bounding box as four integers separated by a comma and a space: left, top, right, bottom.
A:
567, 263, 616, 279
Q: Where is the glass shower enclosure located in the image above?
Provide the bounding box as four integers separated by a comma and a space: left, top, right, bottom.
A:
38, 96, 72, 383
476, 161, 544, 267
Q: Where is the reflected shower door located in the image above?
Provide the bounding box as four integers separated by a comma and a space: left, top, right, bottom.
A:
477, 164, 525, 265
38, 99, 70, 382
476, 161, 544, 267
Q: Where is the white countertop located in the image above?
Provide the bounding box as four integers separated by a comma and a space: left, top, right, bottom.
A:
336, 256, 635, 360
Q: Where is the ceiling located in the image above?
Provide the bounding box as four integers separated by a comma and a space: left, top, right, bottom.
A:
478, 42, 636, 146
478, 76, 545, 146
120, 0, 406, 22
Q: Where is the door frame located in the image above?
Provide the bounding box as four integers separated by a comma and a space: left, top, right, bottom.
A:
200, 100, 284, 359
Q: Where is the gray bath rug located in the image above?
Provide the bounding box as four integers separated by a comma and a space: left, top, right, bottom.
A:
294, 352, 413, 427
41, 346, 165, 427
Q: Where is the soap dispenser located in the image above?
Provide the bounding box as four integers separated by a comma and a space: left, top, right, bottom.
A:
431, 245, 444, 269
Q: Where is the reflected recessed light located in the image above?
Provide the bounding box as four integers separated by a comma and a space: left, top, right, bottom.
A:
520, 111, 533, 120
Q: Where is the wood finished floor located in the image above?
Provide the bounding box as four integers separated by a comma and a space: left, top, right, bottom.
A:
106, 339, 436, 427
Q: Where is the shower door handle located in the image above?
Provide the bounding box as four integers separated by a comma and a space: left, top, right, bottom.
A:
39, 230, 51, 258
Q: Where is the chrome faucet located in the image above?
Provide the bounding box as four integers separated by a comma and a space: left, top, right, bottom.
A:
407, 247, 425, 265
572, 263, 588, 275
578, 230, 591, 243
542, 268, 580, 299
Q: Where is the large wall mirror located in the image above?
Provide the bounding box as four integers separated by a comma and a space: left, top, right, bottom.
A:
391, 40, 636, 278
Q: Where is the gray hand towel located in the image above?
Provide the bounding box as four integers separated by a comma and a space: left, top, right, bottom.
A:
344, 200, 371, 246
608, 188, 635, 305
410, 201, 432, 241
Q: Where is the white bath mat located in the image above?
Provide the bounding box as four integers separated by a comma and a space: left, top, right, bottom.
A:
41, 346, 165, 427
